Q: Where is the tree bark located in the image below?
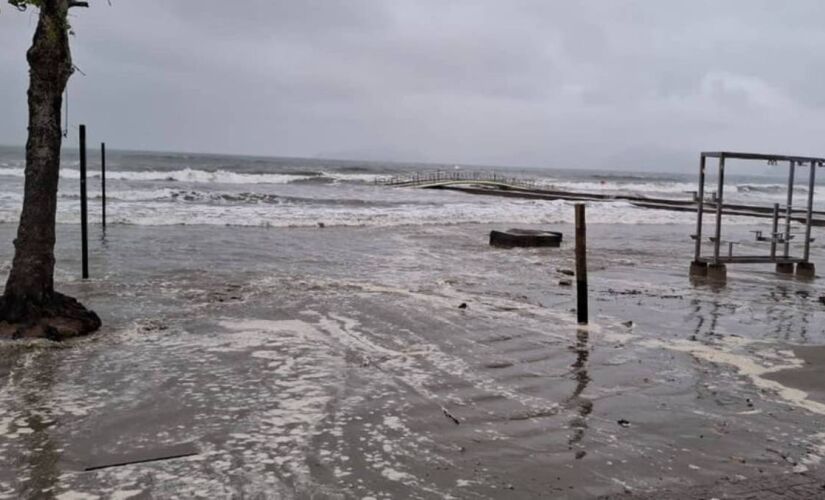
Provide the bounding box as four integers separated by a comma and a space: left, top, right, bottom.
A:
0, 0, 100, 339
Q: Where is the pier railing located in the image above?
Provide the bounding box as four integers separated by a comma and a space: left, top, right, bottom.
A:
376, 170, 537, 190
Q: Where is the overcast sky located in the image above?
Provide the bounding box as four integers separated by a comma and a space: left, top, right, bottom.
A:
1, 1, 824, 171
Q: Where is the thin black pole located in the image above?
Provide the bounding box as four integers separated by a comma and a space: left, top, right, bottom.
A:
713, 155, 725, 264
80, 125, 89, 279
694, 154, 706, 262
803, 161, 816, 262
575, 203, 588, 325
101, 142, 106, 229
770, 203, 779, 259
784, 161, 795, 258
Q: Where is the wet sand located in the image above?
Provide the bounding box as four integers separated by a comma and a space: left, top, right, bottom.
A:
1, 220, 825, 498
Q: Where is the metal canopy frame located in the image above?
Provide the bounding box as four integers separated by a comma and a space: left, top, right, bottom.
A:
701, 151, 825, 164
694, 151, 824, 269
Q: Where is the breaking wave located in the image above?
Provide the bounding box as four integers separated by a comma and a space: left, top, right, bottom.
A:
0, 167, 382, 185
737, 184, 808, 194
0, 167, 24, 178
534, 178, 698, 196
55, 189, 434, 208
0, 199, 711, 227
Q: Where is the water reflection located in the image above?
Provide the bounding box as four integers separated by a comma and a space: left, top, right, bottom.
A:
761, 285, 817, 342
689, 299, 705, 339
566, 328, 592, 459
689, 299, 721, 339
690, 282, 817, 343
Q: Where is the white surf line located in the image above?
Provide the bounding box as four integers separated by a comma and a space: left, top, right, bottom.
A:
639, 336, 825, 416
599, 386, 825, 489
797, 431, 825, 472
606, 329, 825, 469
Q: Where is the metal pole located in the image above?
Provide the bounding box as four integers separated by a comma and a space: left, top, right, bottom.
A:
713, 155, 725, 264
771, 203, 779, 259
101, 142, 106, 229
784, 161, 795, 257
79, 125, 89, 280
694, 154, 706, 262
804, 161, 817, 262
575, 204, 588, 325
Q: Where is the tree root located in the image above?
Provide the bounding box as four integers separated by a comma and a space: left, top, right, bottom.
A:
0, 292, 101, 341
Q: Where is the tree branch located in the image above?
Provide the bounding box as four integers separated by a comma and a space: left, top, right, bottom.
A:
68, 1, 89, 8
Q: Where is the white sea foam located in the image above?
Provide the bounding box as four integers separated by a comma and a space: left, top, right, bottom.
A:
534, 177, 825, 206
535, 178, 699, 196
641, 337, 825, 416
0, 167, 24, 179
0, 166, 380, 185
0, 196, 772, 227
321, 171, 382, 184
1, 166, 312, 184
72, 167, 312, 184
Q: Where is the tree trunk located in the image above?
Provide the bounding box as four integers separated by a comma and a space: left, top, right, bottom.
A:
0, 0, 100, 340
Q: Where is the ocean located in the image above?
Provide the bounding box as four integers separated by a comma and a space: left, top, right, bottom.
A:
2, 145, 822, 229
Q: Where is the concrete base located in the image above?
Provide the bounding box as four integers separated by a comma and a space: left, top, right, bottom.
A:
796, 262, 816, 279
689, 261, 708, 277
707, 263, 727, 282
776, 263, 795, 274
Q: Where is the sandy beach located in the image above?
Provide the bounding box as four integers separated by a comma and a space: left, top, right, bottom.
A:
1, 218, 824, 498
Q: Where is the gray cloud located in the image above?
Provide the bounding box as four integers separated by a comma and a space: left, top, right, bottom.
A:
1, 0, 824, 171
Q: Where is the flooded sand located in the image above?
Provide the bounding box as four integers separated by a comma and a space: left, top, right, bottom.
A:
1, 221, 825, 498
764, 345, 825, 409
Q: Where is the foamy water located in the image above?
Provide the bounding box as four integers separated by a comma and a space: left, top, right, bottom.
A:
0, 146, 819, 228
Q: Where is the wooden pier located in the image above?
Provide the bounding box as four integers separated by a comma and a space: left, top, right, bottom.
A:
378, 171, 825, 227
378, 170, 536, 190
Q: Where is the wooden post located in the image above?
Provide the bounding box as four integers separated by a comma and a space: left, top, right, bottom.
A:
101, 142, 106, 229
575, 203, 588, 325
79, 125, 89, 279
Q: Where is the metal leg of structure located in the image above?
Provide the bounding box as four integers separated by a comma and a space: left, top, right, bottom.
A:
706, 155, 726, 282
777, 161, 797, 274
803, 160, 817, 262
783, 160, 795, 259
712, 155, 725, 267
694, 155, 706, 262
770, 203, 779, 259
797, 160, 818, 279
690, 155, 708, 278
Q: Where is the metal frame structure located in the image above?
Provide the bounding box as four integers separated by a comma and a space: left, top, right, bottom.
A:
691, 151, 824, 280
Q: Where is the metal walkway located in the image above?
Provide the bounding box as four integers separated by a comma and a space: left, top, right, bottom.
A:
377, 171, 536, 190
